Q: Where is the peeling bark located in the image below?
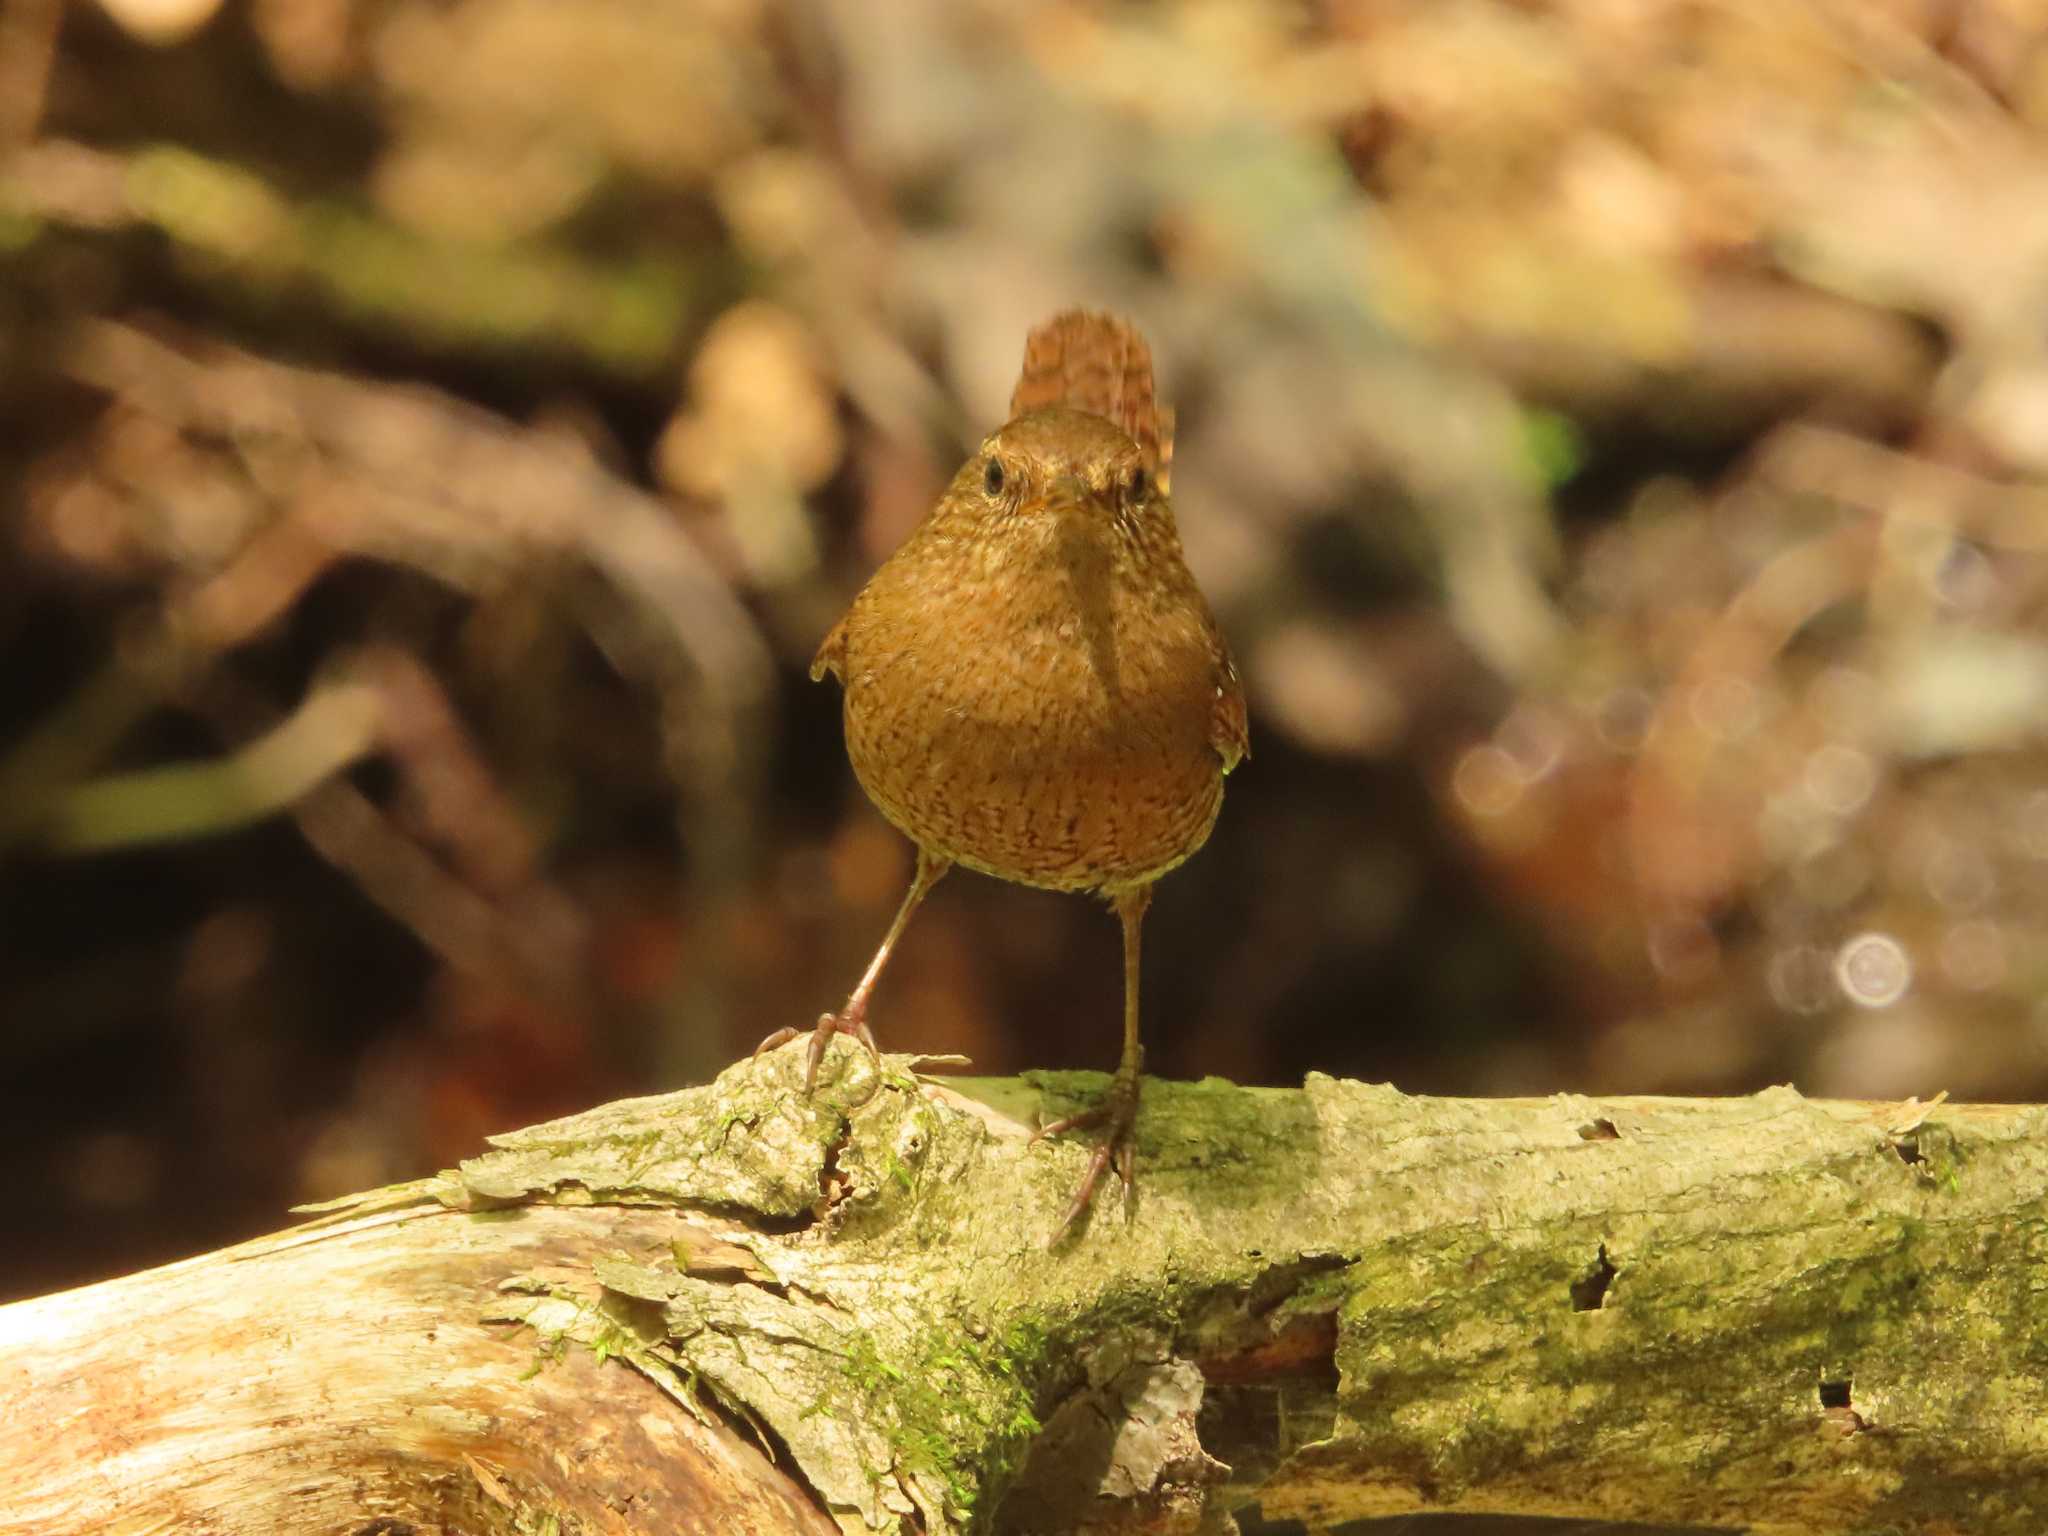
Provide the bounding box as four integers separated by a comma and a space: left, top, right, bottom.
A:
1, 1051, 2041, 1534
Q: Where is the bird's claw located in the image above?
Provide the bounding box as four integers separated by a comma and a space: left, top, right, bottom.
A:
1036, 1077, 1140, 1244
752, 1009, 879, 1093
804, 1010, 879, 1092
751, 1025, 800, 1060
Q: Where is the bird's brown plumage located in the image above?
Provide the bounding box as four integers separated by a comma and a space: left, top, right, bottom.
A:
814, 314, 1243, 890
788, 309, 1245, 1237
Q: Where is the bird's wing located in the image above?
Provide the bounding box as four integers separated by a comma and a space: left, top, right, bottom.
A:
1211, 637, 1250, 774
810, 612, 848, 683
1009, 310, 1171, 488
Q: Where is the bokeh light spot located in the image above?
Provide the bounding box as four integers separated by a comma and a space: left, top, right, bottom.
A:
1452, 743, 1523, 818
1835, 932, 1911, 1009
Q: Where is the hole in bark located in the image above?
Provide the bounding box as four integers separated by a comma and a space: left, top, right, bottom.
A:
1577, 1118, 1620, 1141
1570, 1245, 1617, 1311
739, 1205, 813, 1237
1245, 1254, 1350, 1318
1819, 1377, 1852, 1409
1892, 1136, 1923, 1165
813, 1121, 856, 1216
1199, 1311, 1341, 1386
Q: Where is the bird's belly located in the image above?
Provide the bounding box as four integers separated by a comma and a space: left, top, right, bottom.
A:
841, 668, 1223, 892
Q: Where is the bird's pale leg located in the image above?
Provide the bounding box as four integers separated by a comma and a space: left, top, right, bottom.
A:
755, 847, 951, 1090
1037, 883, 1152, 1241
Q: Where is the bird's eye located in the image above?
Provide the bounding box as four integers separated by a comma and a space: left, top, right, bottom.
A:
984, 458, 1006, 496
1127, 466, 1148, 500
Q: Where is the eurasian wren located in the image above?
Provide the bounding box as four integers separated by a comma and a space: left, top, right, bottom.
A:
758, 310, 1248, 1238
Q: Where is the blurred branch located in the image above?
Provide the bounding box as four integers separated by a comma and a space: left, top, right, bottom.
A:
0, 318, 773, 1029
288, 771, 577, 1006
47, 643, 587, 1001
0, 0, 60, 150
1, 140, 711, 373
51, 319, 776, 882
266, 646, 587, 1004
0, 519, 339, 846
48, 669, 382, 852
1628, 518, 1879, 908
1470, 274, 1937, 434
1758, 423, 2048, 552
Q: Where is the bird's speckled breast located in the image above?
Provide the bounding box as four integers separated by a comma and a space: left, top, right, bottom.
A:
835, 521, 1227, 892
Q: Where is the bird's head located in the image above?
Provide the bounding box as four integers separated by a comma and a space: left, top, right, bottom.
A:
953, 406, 1164, 532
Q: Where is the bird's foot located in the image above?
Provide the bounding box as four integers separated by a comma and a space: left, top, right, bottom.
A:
1034, 1070, 1140, 1244
752, 1007, 879, 1093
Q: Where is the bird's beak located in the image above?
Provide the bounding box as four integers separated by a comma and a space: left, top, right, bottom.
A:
1045, 472, 1106, 518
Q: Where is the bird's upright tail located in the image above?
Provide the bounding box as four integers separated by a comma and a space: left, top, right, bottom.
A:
1009, 310, 1174, 494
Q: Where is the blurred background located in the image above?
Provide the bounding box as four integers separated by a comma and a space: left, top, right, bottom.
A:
5, 0, 2048, 1311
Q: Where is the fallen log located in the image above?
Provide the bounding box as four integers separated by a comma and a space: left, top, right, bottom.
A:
0, 1047, 2035, 1534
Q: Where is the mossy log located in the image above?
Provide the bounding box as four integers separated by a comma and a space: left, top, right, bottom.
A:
1, 1046, 2041, 1534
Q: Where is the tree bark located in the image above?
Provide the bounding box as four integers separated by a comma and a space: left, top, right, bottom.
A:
1, 1050, 2039, 1534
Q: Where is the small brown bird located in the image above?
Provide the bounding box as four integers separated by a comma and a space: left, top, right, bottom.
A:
758, 311, 1247, 1236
